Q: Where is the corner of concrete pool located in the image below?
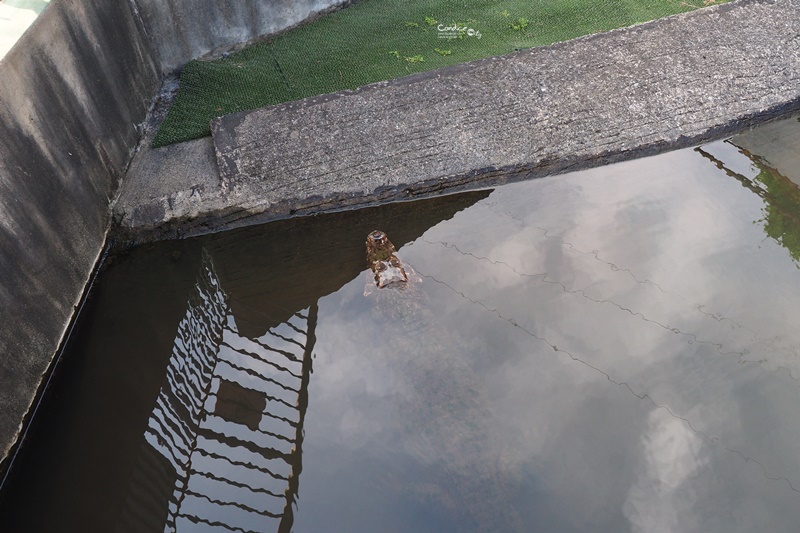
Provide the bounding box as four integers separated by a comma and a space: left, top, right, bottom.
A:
0, 0, 799, 485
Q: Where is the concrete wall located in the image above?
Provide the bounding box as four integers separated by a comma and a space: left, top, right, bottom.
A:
131, 0, 347, 74
0, 0, 342, 472
0, 0, 159, 470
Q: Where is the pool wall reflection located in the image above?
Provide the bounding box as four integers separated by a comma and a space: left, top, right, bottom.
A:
118, 252, 316, 532
4, 116, 800, 532
0, 190, 490, 531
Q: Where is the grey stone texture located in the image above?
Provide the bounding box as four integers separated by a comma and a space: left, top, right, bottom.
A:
0, 0, 159, 473
115, 0, 800, 242
209, 0, 800, 231
0, 0, 342, 474
130, 0, 350, 74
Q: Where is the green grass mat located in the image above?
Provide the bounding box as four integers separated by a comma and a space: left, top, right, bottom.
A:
153, 0, 727, 147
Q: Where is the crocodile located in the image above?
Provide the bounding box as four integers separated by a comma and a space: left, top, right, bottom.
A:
365, 230, 522, 532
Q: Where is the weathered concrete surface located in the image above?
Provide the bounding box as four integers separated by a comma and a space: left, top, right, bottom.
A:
117, 137, 221, 226
0, 0, 48, 59
131, 0, 347, 74
0, 0, 160, 473
217, 0, 800, 216
0, 0, 346, 476
112, 0, 800, 243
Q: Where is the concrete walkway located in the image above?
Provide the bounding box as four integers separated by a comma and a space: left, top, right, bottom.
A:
0, 0, 49, 59
114, 0, 800, 243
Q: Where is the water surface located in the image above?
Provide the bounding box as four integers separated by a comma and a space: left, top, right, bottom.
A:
2, 118, 800, 532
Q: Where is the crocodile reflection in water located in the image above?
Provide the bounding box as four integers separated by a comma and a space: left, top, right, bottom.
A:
365, 230, 522, 532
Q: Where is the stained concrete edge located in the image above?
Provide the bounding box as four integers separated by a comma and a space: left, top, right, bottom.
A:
113, 0, 800, 244
0, 0, 161, 476
0, 0, 346, 479
131, 0, 349, 75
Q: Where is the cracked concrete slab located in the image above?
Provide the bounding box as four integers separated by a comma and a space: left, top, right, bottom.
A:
115, 136, 220, 225
113, 0, 800, 244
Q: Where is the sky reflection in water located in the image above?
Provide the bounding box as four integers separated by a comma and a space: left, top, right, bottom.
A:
300, 131, 800, 532
2, 119, 800, 533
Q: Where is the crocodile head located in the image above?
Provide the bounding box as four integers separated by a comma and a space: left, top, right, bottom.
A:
366, 230, 409, 289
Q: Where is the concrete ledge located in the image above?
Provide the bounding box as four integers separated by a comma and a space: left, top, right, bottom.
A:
112, 0, 800, 242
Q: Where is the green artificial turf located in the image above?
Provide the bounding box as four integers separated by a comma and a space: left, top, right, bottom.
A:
153, 0, 728, 147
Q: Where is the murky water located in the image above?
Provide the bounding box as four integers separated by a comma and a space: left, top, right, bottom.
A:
3, 117, 800, 532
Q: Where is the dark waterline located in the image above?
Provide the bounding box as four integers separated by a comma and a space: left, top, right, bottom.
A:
2, 117, 800, 532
